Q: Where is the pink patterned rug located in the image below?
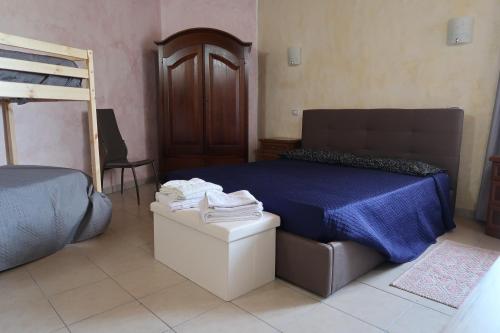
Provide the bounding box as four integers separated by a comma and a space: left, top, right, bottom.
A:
391, 240, 499, 308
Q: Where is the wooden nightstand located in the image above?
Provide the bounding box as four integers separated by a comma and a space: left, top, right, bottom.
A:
255, 137, 301, 161
487, 156, 500, 238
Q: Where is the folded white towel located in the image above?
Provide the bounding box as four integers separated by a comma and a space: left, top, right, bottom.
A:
160, 178, 223, 200
201, 211, 263, 223
200, 190, 264, 223
204, 190, 259, 208
156, 192, 202, 211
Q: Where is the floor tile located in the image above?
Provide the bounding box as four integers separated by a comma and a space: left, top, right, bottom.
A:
140, 280, 223, 327
358, 261, 415, 288
278, 302, 383, 333
476, 234, 500, 252
455, 216, 483, 231
323, 281, 413, 329
122, 192, 156, 218
114, 261, 186, 298
109, 209, 145, 231
277, 278, 324, 301
0, 267, 45, 312
232, 280, 319, 329
25, 245, 82, 271
140, 241, 155, 255
387, 303, 451, 333
90, 244, 157, 277
440, 219, 482, 246
50, 278, 133, 325
52, 328, 70, 333
386, 284, 457, 316
0, 298, 65, 333
124, 202, 155, 219
175, 303, 277, 333
72, 230, 135, 261
69, 301, 168, 333
357, 251, 458, 316
27, 247, 107, 296
116, 223, 154, 247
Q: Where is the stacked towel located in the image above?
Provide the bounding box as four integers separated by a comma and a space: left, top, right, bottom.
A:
156, 192, 203, 211
200, 190, 264, 223
159, 178, 223, 211
160, 178, 223, 200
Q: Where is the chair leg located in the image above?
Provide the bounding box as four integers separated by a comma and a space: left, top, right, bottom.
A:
120, 168, 124, 195
151, 161, 160, 191
131, 166, 140, 205
100, 169, 105, 191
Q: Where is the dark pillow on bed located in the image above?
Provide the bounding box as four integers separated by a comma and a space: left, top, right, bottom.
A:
280, 149, 445, 177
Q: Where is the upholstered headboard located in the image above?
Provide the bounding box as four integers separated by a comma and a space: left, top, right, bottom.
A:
301, 108, 464, 209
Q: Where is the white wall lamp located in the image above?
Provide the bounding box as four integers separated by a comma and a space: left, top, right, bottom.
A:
287, 47, 301, 66
447, 16, 474, 45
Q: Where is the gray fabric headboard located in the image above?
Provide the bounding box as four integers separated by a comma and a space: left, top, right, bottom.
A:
301, 108, 464, 210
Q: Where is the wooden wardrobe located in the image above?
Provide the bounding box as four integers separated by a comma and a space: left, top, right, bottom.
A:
156, 28, 251, 173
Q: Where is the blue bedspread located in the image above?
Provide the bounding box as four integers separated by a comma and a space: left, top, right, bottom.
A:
166, 160, 455, 263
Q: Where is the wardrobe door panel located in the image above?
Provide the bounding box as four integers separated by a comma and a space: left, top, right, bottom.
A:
163, 45, 204, 156
204, 44, 247, 155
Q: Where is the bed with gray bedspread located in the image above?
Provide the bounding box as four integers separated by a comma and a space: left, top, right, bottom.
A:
0, 165, 111, 271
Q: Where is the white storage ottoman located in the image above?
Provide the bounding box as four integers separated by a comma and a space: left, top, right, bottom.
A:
150, 202, 280, 301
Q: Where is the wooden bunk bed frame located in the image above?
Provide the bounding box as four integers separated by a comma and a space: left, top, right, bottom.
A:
0, 32, 102, 192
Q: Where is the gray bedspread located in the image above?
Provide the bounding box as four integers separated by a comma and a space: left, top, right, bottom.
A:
0, 165, 111, 271
0, 49, 82, 104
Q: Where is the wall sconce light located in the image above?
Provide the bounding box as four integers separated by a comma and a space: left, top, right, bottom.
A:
287, 47, 301, 66
447, 16, 474, 45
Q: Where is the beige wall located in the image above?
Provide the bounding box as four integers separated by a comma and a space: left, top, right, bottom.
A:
258, 0, 500, 211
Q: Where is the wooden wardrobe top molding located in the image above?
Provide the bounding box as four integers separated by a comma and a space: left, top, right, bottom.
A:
156, 28, 251, 59
155, 27, 252, 47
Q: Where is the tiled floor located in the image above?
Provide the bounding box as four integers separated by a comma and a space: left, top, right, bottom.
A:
1, 183, 499, 333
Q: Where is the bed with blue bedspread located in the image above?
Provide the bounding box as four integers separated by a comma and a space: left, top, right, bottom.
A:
159, 108, 464, 297
166, 158, 454, 263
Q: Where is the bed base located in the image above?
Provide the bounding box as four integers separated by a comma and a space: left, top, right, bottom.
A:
276, 230, 385, 297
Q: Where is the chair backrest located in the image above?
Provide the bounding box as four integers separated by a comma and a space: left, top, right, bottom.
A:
96, 108, 128, 163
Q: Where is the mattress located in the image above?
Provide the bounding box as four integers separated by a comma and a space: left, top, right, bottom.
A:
166, 159, 455, 263
0, 165, 111, 271
0, 49, 82, 103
